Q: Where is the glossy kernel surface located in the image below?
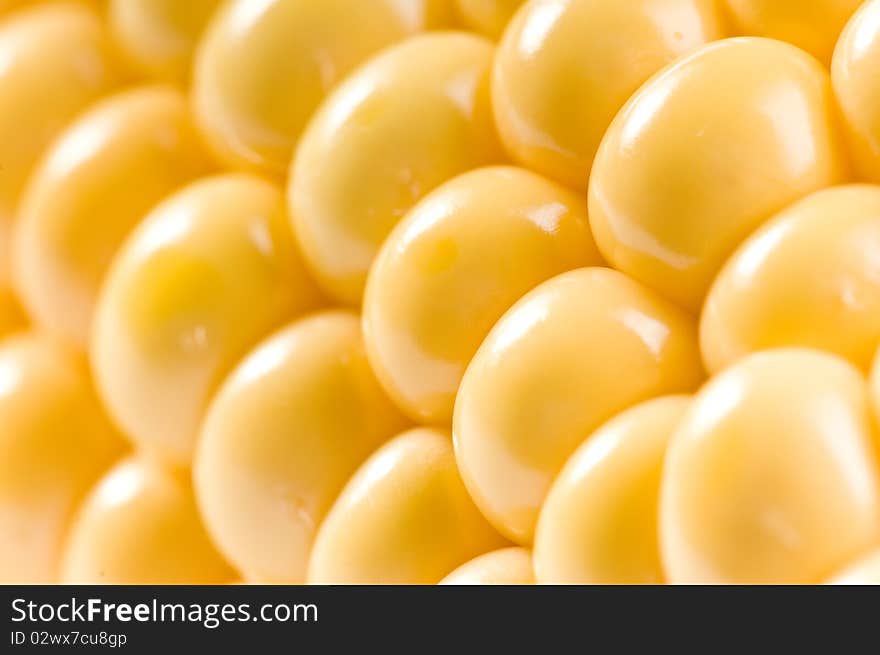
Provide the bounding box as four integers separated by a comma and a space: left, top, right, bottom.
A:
832, 0, 880, 183
92, 174, 323, 467
13, 86, 214, 348
290, 32, 504, 305
1, 0, 875, 590
589, 37, 849, 311
195, 311, 409, 584
454, 0, 525, 39
193, 0, 455, 175
827, 549, 880, 584
723, 0, 864, 65
0, 2, 120, 283
109, 0, 223, 84
0, 333, 124, 584
535, 395, 691, 584
439, 547, 534, 584
453, 267, 704, 544
493, 0, 724, 191
701, 185, 880, 374
308, 428, 507, 585
364, 166, 601, 425
61, 456, 234, 584
661, 349, 880, 584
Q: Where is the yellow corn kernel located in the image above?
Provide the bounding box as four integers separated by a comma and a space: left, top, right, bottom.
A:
702, 185, 880, 374
440, 547, 534, 585
493, 0, 724, 190
61, 456, 234, 584
91, 174, 324, 467
827, 550, 880, 584
535, 395, 691, 584
661, 348, 880, 584
364, 166, 601, 425
108, 0, 222, 84
454, 267, 704, 545
832, 0, 880, 183
0, 1, 120, 283
193, 0, 456, 176
290, 32, 504, 305
0, 333, 125, 583
589, 37, 849, 311
308, 428, 507, 585
12, 86, 214, 348
195, 311, 408, 584
722, 0, 864, 65
454, 0, 525, 39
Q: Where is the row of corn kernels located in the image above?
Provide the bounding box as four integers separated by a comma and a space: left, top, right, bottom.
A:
2, 0, 880, 585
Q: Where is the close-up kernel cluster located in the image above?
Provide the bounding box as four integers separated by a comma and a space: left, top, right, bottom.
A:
3, 0, 880, 586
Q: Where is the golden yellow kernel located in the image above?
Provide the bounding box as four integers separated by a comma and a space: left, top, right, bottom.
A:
308, 428, 507, 585
701, 185, 880, 374
0, 333, 125, 583
493, 0, 724, 190
454, 0, 525, 39
193, 0, 456, 175
290, 31, 504, 305
92, 174, 324, 467
0, 1, 120, 284
454, 267, 704, 545
195, 311, 409, 584
12, 86, 214, 348
826, 549, 880, 584
722, 0, 864, 65
589, 37, 849, 311
439, 547, 534, 585
61, 456, 234, 584
108, 0, 222, 84
535, 395, 691, 584
832, 0, 880, 183
364, 166, 602, 425
661, 349, 880, 584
